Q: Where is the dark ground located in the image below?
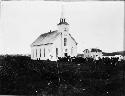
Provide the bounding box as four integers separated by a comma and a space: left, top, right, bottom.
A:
0, 55, 125, 96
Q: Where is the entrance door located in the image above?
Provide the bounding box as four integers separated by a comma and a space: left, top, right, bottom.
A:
64, 53, 68, 57
64, 49, 68, 57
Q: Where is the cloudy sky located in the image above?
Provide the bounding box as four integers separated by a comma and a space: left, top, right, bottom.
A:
0, 1, 124, 54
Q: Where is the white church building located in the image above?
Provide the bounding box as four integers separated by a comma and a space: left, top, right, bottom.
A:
30, 17, 77, 61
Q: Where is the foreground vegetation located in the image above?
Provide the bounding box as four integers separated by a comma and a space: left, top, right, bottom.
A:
0, 55, 125, 96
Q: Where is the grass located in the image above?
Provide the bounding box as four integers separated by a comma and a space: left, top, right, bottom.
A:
0, 55, 125, 96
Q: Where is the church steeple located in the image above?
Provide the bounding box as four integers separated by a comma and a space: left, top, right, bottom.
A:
57, 3, 69, 32
57, 3, 69, 25
58, 18, 68, 25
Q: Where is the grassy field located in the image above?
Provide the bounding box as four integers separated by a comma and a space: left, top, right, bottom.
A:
0, 55, 125, 96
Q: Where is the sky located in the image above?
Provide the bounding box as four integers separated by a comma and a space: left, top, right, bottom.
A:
1, 0, 124, 2
0, 1, 124, 54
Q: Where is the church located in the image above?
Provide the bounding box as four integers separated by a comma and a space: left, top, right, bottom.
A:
30, 16, 77, 61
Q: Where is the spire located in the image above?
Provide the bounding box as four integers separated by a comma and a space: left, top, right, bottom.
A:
57, 2, 69, 25
60, 2, 65, 23
61, 3, 64, 19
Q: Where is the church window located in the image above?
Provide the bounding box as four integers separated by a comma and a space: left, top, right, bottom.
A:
36, 49, 37, 57
64, 49, 68, 57
65, 49, 67, 52
56, 48, 58, 57
64, 38, 67, 46
40, 49, 41, 57
44, 48, 45, 57
64, 28, 67, 31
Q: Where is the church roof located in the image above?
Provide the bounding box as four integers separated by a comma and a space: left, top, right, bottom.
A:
31, 30, 60, 46
57, 22, 69, 25
31, 31, 77, 47
69, 33, 78, 45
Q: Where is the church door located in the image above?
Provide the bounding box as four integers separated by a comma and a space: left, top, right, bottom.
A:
64, 53, 68, 57
64, 49, 68, 57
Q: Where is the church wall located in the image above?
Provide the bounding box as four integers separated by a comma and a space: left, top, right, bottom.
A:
31, 47, 36, 60
47, 30, 78, 61
69, 36, 77, 57
31, 44, 53, 60
57, 24, 69, 33
39, 44, 52, 60
50, 34, 62, 61
61, 31, 77, 57
31, 46, 36, 60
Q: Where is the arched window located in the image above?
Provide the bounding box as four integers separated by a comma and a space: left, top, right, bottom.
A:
65, 49, 67, 52
56, 48, 58, 57
64, 38, 67, 46
40, 49, 41, 57
64, 49, 68, 57
64, 28, 67, 31
44, 48, 45, 57
36, 49, 37, 57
